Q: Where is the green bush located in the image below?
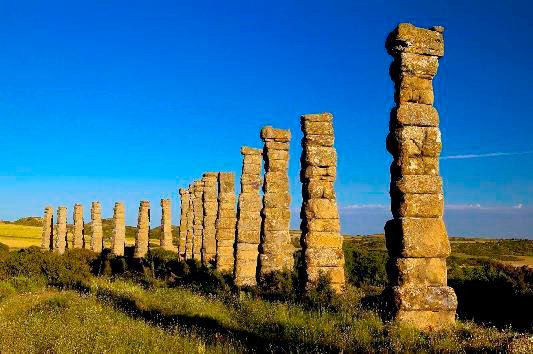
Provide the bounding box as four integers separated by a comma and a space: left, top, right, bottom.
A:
344, 245, 388, 287
257, 269, 300, 302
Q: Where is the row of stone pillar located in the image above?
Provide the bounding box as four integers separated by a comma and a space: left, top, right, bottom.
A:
40, 199, 174, 257
177, 121, 345, 291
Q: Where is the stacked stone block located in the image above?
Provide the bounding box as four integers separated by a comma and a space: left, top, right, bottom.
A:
55, 206, 67, 254
234, 147, 263, 286
202, 173, 219, 265
384, 23, 456, 330
192, 181, 204, 260
258, 126, 293, 276
186, 184, 195, 259
160, 199, 174, 251
72, 204, 84, 249
300, 113, 345, 292
112, 202, 125, 256
134, 201, 150, 258
41, 206, 54, 250
215, 172, 236, 272
91, 202, 103, 253
178, 188, 190, 258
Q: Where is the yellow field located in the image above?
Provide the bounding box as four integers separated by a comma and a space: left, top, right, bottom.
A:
0, 223, 41, 249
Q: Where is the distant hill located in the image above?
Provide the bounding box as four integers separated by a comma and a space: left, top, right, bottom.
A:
0, 217, 43, 227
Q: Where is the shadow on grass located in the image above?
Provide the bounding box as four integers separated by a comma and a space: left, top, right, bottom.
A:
90, 286, 340, 353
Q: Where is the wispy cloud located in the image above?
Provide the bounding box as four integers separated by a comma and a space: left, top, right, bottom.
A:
446, 203, 527, 211
341, 204, 389, 210
441, 150, 533, 160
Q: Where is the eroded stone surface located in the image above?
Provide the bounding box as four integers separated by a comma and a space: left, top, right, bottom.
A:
216, 172, 236, 272
259, 127, 294, 276
41, 206, 54, 251
300, 113, 345, 291
186, 184, 195, 259
134, 201, 150, 258
235, 147, 263, 286
192, 181, 204, 260
55, 207, 67, 254
160, 199, 174, 251
91, 202, 103, 253
202, 173, 218, 265
72, 204, 84, 249
384, 23, 456, 330
179, 188, 190, 259
112, 202, 125, 256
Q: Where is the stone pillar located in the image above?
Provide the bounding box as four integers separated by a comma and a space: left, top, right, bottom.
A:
134, 200, 150, 258
41, 206, 54, 251
384, 23, 456, 330
178, 188, 190, 258
55, 206, 67, 254
258, 126, 293, 276
234, 147, 263, 286
91, 202, 103, 253
185, 184, 195, 259
202, 173, 218, 265
215, 172, 236, 272
192, 181, 204, 260
160, 199, 174, 250
300, 113, 345, 292
72, 204, 84, 249
112, 202, 125, 256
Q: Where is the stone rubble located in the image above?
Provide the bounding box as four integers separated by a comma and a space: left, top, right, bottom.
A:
202, 172, 219, 265
234, 147, 263, 286
91, 202, 103, 253
134, 200, 150, 258
300, 113, 345, 292
384, 23, 456, 330
215, 172, 236, 272
258, 126, 294, 277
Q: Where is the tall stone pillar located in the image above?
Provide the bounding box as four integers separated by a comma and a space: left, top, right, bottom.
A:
91, 202, 103, 253
215, 172, 236, 272
202, 173, 218, 265
258, 126, 293, 276
178, 188, 190, 258
384, 23, 456, 330
134, 200, 150, 258
192, 181, 204, 260
112, 202, 126, 256
300, 113, 345, 292
234, 147, 263, 286
55, 206, 67, 254
185, 184, 195, 259
160, 199, 174, 251
41, 206, 54, 251
72, 204, 84, 249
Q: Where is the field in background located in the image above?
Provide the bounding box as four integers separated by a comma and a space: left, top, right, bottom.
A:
1, 218, 532, 268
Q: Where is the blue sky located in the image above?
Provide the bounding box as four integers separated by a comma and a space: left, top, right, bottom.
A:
1, 1, 531, 238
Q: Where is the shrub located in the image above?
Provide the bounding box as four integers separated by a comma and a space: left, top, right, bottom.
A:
257, 269, 300, 302
344, 246, 388, 287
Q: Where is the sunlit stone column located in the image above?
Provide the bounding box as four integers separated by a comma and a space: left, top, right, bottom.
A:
91, 202, 103, 253
178, 188, 190, 258
186, 184, 195, 259
192, 180, 204, 260
384, 23, 457, 330
215, 172, 236, 272
112, 202, 125, 256
72, 204, 84, 249
55, 206, 67, 254
134, 200, 150, 258
41, 206, 54, 251
202, 172, 219, 265
160, 199, 174, 251
234, 147, 262, 286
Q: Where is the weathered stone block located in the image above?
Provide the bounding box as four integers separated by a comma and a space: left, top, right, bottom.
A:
391, 103, 439, 127
266, 150, 290, 161
302, 135, 335, 147
301, 120, 334, 136
262, 217, 290, 231
263, 192, 291, 208
303, 199, 339, 220
216, 217, 236, 230
301, 112, 333, 122
301, 166, 336, 180
395, 309, 456, 331
387, 126, 442, 158
391, 156, 439, 176
242, 163, 262, 175
391, 175, 442, 194
303, 180, 336, 199
387, 257, 447, 287
385, 217, 450, 258
396, 53, 439, 79
261, 208, 291, 220
265, 141, 290, 150
260, 126, 291, 142
261, 230, 291, 246
241, 146, 263, 156
390, 286, 458, 311
391, 193, 444, 218
303, 146, 337, 167
305, 246, 344, 267
265, 159, 289, 172
303, 231, 343, 248
303, 218, 341, 232
386, 23, 444, 57
396, 75, 434, 105
237, 229, 261, 244
307, 266, 345, 289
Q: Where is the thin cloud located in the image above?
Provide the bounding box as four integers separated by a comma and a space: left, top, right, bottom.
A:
446, 203, 527, 211
341, 204, 389, 210
441, 150, 533, 160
